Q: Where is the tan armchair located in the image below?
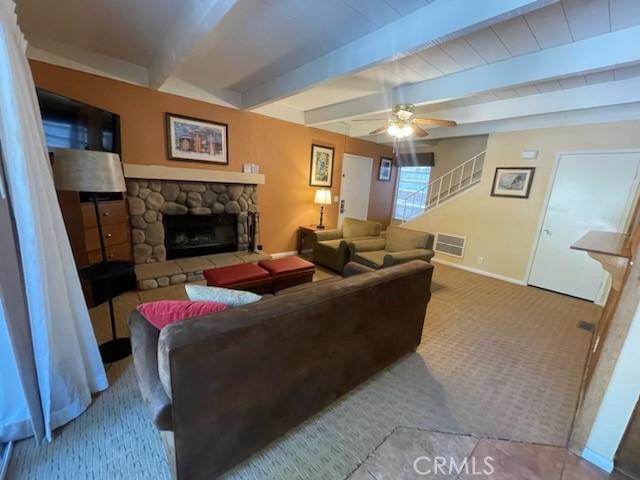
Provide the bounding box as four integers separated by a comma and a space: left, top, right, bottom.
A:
313, 217, 382, 272
348, 225, 434, 269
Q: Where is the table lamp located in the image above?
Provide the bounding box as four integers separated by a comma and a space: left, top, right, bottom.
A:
52, 149, 134, 363
314, 188, 332, 229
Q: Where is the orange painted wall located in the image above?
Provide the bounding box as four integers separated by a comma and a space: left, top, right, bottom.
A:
30, 60, 395, 253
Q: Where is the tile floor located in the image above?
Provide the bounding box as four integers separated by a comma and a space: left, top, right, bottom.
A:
349, 428, 629, 480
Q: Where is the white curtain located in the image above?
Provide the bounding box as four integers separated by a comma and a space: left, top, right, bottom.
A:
0, 0, 107, 442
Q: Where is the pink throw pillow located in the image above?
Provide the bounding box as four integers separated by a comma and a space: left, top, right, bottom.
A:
137, 300, 228, 330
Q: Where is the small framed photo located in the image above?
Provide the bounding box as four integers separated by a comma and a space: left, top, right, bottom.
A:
378, 157, 392, 181
166, 113, 228, 164
309, 144, 334, 187
491, 167, 535, 198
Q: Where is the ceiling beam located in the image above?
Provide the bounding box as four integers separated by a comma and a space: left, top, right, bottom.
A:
359, 102, 640, 142
347, 77, 640, 138
241, 0, 557, 110
305, 25, 640, 125
148, 0, 237, 90
401, 102, 640, 140
27, 37, 149, 86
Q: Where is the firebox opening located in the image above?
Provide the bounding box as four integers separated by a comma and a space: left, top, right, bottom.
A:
163, 213, 238, 259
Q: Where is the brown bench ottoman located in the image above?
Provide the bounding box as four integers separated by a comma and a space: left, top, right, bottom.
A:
258, 257, 315, 293
203, 263, 272, 294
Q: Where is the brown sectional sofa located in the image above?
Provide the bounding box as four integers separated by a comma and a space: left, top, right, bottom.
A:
130, 260, 434, 479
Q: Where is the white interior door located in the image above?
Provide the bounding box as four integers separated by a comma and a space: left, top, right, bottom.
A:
338, 154, 373, 227
529, 152, 640, 301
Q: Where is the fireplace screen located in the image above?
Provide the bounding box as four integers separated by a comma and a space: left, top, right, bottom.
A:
163, 213, 237, 259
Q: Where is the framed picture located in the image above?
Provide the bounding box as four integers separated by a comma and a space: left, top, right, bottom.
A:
166, 113, 228, 164
491, 167, 535, 198
309, 144, 334, 187
378, 157, 392, 181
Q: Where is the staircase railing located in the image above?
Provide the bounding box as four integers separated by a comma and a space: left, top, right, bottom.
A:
399, 150, 486, 222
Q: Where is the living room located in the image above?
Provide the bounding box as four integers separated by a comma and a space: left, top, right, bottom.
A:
1, 1, 640, 479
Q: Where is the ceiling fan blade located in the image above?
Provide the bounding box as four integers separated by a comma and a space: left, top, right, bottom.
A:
411, 125, 429, 137
352, 118, 387, 122
414, 118, 457, 127
369, 126, 388, 135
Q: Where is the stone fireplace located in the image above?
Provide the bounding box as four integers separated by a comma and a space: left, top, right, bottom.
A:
125, 179, 257, 264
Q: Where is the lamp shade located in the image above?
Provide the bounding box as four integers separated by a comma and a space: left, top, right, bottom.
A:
52, 149, 126, 193
314, 189, 332, 205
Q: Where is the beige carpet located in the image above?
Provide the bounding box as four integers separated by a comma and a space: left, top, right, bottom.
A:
418, 265, 600, 445
8, 263, 600, 479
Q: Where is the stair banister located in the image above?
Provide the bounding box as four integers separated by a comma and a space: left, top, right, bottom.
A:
397, 150, 486, 222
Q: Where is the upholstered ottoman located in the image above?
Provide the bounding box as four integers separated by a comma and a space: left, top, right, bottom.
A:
203, 263, 272, 294
259, 257, 315, 293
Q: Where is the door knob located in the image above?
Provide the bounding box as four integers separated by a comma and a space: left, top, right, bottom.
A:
105, 232, 112, 238
543, 229, 551, 236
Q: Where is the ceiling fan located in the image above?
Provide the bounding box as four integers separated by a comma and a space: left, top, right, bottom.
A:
362, 104, 457, 139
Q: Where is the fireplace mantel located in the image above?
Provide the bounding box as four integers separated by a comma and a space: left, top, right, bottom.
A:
123, 164, 265, 185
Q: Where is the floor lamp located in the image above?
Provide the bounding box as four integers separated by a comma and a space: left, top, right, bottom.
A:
52, 149, 134, 363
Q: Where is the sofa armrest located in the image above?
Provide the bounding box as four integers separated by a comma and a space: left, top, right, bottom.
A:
383, 249, 434, 267
348, 237, 387, 253
315, 228, 342, 242
129, 311, 173, 431
343, 261, 375, 277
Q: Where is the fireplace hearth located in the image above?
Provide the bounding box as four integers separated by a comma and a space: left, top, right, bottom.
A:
164, 213, 237, 259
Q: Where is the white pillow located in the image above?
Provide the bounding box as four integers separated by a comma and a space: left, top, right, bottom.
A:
185, 284, 261, 307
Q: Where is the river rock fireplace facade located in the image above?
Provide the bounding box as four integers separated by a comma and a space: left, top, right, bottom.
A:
125, 179, 257, 264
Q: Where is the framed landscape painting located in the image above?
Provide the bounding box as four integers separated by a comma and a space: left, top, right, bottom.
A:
309, 144, 334, 187
491, 167, 535, 198
378, 157, 392, 181
167, 113, 228, 164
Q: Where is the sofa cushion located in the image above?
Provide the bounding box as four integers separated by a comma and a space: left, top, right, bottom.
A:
353, 250, 388, 269
343, 261, 375, 277
185, 284, 261, 307
316, 238, 343, 251
385, 226, 429, 252
137, 300, 229, 330
342, 217, 380, 239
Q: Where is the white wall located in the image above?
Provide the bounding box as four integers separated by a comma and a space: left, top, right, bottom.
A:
405, 120, 640, 283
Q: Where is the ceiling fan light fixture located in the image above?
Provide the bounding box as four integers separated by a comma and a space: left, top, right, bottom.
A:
370, 103, 455, 140
387, 121, 413, 138
398, 124, 413, 138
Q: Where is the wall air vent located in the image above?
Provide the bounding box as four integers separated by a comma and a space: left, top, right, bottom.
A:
434, 232, 466, 258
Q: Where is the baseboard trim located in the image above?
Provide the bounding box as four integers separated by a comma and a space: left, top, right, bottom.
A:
581, 448, 614, 473
431, 257, 527, 286
271, 251, 298, 259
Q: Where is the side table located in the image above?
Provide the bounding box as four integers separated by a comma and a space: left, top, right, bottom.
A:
298, 225, 333, 260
